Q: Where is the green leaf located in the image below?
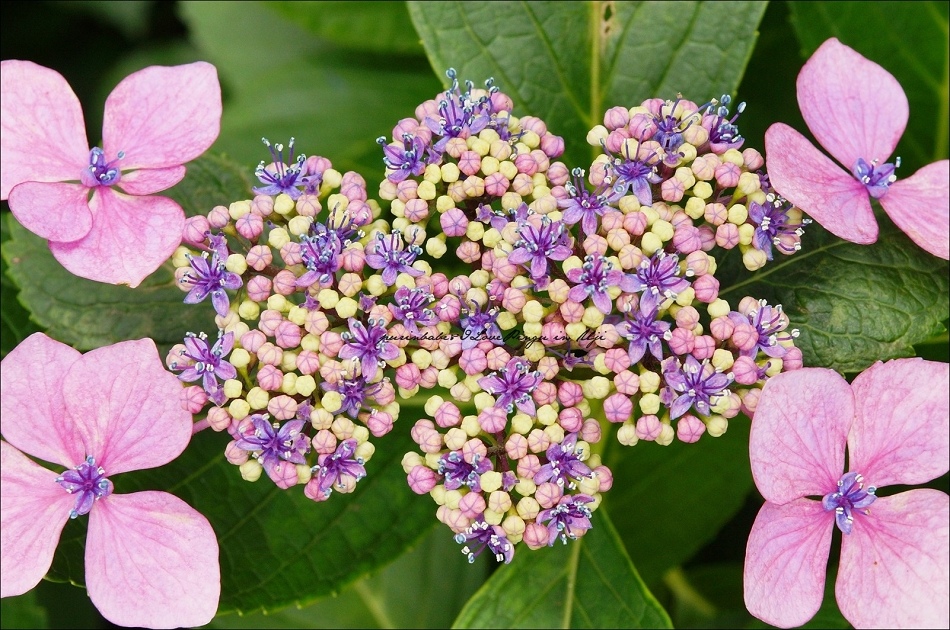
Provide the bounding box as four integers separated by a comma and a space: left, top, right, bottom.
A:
718, 223, 950, 374
603, 416, 754, 586
50, 0, 155, 40
0, 211, 43, 358
788, 1, 949, 166
0, 589, 49, 630
452, 511, 671, 629
209, 524, 489, 628
265, 1, 425, 56
48, 425, 436, 615
1, 155, 252, 352
179, 1, 440, 182
408, 0, 767, 167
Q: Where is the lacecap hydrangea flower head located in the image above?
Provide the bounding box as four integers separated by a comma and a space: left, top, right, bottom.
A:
0, 60, 222, 286
0, 333, 220, 629
744, 358, 949, 629
766, 38, 950, 260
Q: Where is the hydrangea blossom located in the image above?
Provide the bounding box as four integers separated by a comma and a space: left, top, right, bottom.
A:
0, 334, 219, 628
744, 359, 949, 629
1, 61, 222, 285
765, 38, 949, 259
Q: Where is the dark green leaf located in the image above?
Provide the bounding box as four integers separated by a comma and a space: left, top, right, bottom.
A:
603, 416, 754, 586
209, 524, 489, 628
0, 589, 49, 630
789, 1, 949, 167
1, 155, 252, 352
408, 1, 767, 167
179, 1, 440, 182
718, 223, 950, 374
452, 511, 671, 629
265, 1, 425, 56
0, 211, 43, 358
49, 425, 436, 615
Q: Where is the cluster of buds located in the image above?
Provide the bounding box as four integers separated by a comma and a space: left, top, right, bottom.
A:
168, 140, 414, 502
376, 76, 807, 563
165, 70, 809, 564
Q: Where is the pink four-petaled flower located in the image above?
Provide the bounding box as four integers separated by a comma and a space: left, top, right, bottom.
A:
1, 60, 222, 286
766, 38, 950, 260
744, 358, 949, 628
0, 333, 220, 628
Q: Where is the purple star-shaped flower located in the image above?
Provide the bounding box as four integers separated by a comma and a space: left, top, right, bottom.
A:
748, 195, 810, 260
425, 69, 493, 154
55, 456, 113, 519
701, 94, 746, 153
477, 357, 542, 415
181, 246, 243, 317
253, 137, 307, 199
172, 331, 236, 406
558, 168, 612, 235
378, 133, 428, 183
365, 230, 423, 286
387, 286, 438, 335
312, 439, 366, 498
454, 519, 514, 564
728, 300, 798, 359
566, 254, 625, 314
615, 303, 671, 365
297, 225, 344, 289
459, 300, 504, 350
534, 433, 593, 489
662, 355, 733, 419
235, 415, 310, 481
322, 374, 383, 419
623, 251, 690, 313
337, 318, 399, 380
537, 494, 594, 546
438, 450, 492, 491
605, 136, 663, 206
507, 216, 573, 284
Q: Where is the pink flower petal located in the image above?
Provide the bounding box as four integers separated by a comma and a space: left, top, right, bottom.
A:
0, 333, 84, 467
62, 338, 191, 475
750, 368, 852, 504
86, 491, 220, 628
0, 441, 73, 597
836, 489, 949, 629
744, 499, 834, 629
797, 38, 907, 170
0, 60, 89, 199
49, 187, 185, 288
7, 181, 93, 242
102, 62, 221, 170
848, 358, 949, 487
880, 160, 950, 260
765, 123, 878, 244
117, 165, 186, 196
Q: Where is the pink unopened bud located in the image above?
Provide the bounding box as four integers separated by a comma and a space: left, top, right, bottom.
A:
320, 331, 344, 356
709, 315, 735, 341
208, 205, 230, 228
251, 194, 274, 217
296, 350, 320, 375
636, 414, 662, 441
731, 355, 760, 385
535, 482, 563, 509
558, 407, 584, 433
693, 274, 720, 303
225, 440, 249, 465
457, 241, 481, 263
742, 148, 764, 170
458, 492, 486, 519
614, 370, 640, 395
411, 420, 443, 453
715, 162, 741, 188
240, 329, 266, 354
514, 153, 539, 176
280, 242, 303, 266
668, 327, 695, 355
691, 335, 716, 360
676, 414, 705, 443
741, 387, 762, 417
581, 419, 602, 443
257, 364, 283, 391
257, 342, 283, 367
404, 198, 429, 223
540, 133, 565, 158
732, 322, 759, 353
367, 410, 394, 437
274, 320, 302, 349
180, 386, 208, 414
484, 172, 510, 197
604, 106, 630, 130
246, 245, 273, 272
533, 381, 557, 407
783, 347, 803, 371
604, 348, 631, 373
558, 381, 584, 407
517, 453, 542, 478
268, 395, 298, 420
236, 212, 264, 240
661, 177, 685, 203
182, 216, 210, 246
715, 223, 740, 249
396, 179, 418, 202
207, 406, 232, 432
458, 150, 481, 176
672, 225, 702, 253
273, 269, 297, 296
675, 306, 701, 329
259, 310, 283, 336
604, 392, 633, 423
435, 401, 461, 428
697, 226, 716, 251
459, 347, 487, 375
312, 429, 337, 455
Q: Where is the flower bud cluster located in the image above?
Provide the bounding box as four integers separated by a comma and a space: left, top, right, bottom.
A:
169, 147, 410, 502
380, 78, 807, 563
